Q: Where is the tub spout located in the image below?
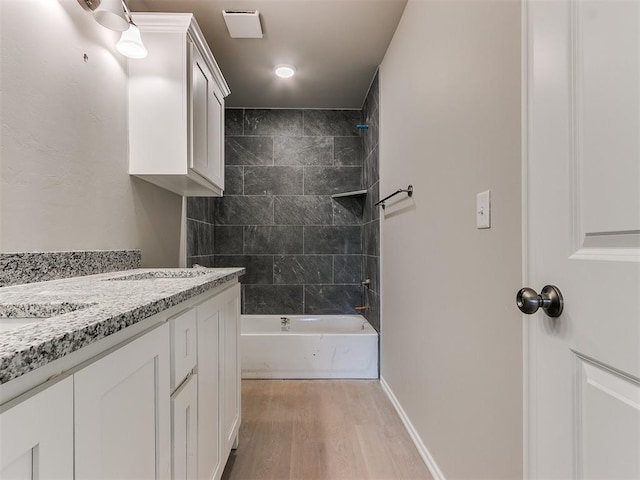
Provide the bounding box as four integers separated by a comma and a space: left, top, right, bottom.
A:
354, 306, 370, 311
280, 316, 291, 331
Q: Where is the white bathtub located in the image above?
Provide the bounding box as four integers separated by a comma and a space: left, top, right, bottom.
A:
241, 315, 379, 379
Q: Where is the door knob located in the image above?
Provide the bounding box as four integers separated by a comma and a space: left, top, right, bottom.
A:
516, 285, 564, 317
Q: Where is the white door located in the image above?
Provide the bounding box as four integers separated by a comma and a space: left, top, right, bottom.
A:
526, 1, 640, 478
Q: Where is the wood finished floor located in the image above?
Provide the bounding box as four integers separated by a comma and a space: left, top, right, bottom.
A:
221, 380, 433, 480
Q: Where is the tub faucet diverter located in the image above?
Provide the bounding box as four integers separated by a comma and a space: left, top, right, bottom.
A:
280, 316, 290, 331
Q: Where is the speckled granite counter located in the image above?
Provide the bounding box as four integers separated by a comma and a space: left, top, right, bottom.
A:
0, 268, 244, 384
0, 250, 142, 287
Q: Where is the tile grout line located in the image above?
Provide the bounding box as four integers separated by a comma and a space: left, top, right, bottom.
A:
271, 131, 275, 166
332, 255, 335, 284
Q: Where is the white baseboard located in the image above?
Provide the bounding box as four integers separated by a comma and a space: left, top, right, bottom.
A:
380, 377, 446, 480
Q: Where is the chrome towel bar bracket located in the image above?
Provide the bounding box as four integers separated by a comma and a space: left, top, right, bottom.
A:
375, 185, 413, 209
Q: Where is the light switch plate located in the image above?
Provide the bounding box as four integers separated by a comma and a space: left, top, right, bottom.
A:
477, 190, 491, 229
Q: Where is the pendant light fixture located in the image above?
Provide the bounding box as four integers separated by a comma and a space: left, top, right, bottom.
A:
77, 0, 148, 59
116, 22, 148, 59
92, 0, 129, 32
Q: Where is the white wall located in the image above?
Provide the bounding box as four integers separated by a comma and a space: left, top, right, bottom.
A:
379, 1, 522, 478
0, 0, 181, 267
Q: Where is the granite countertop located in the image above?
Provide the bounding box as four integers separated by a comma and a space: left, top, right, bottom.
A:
0, 267, 245, 385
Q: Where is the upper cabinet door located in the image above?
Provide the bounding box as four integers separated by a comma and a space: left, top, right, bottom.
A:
189, 41, 224, 190
207, 76, 225, 190
190, 43, 210, 181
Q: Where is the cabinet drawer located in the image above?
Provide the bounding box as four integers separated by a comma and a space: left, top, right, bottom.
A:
170, 309, 197, 390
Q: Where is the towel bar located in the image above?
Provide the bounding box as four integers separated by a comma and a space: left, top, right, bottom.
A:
375, 185, 413, 209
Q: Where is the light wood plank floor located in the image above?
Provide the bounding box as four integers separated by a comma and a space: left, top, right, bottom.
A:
221, 380, 433, 480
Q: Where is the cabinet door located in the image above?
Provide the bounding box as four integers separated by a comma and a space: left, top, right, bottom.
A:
220, 284, 241, 454
0, 376, 73, 479
172, 374, 197, 480
190, 43, 209, 181
75, 324, 171, 480
190, 41, 224, 189
207, 79, 224, 190
196, 295, 222, 480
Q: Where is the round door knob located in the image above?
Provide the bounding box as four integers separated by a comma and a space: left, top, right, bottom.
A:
516, 285, 564, 318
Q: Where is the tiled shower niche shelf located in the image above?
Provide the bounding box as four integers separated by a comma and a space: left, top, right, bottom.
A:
330, 189, 367, 199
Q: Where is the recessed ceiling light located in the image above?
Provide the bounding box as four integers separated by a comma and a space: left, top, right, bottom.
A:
274, 64, 296, 79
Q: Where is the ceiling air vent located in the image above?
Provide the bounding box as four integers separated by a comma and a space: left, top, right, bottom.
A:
222, 10, 263, 39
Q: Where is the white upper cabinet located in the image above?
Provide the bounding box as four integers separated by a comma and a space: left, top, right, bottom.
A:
129, 13, 230, 197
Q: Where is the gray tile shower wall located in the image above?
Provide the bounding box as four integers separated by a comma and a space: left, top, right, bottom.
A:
186, 92, 380, 329
361, 72, 381, 331
214, 108, 365, 316
186, 197, 216, 268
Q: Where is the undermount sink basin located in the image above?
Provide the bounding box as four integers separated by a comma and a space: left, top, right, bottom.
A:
107, 270, 210, 281
0, 302, 93, 333
0, 316, 50, 333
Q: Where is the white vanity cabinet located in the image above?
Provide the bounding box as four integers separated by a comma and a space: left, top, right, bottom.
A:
74, 323, 171, 479
0, 278, 241, 480
0, 376, 74, 479
128, 13, 230, 197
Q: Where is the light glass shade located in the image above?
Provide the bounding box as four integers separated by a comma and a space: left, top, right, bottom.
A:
116, 24, 148, 59
274, 64, 296, 78
93, 0, 129, 32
